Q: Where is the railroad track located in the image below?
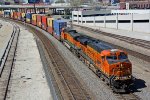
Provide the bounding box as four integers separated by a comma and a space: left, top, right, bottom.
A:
88, 65, 141, 100
29, 26, 92, 100
17, 19, 141, 100
115, 93, 140, 100
0, 23, 2, 28
0, 23, 20, 100
4, 17, 142, 100
1, 17, 93, 100
73, 24, 150, 50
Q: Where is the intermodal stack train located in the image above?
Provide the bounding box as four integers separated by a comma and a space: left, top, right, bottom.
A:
1, 11, 133, 93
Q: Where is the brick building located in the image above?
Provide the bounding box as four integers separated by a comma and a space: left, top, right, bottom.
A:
119, 0, 150, 9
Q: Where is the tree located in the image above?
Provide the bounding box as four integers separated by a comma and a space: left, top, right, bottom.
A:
55, 0, 65, 3
66, 0, 82, 7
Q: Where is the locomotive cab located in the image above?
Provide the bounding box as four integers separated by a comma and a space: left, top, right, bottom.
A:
101, 49, 133, 92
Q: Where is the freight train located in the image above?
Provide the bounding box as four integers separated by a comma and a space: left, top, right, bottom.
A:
1, 11, 133, 93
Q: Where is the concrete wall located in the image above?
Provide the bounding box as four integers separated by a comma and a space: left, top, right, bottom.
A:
133, 14, 150, 33
105, 15, 117, 29
95, 16, 105, 27
72, 13, 150, 33
118, 15, 132, 31
72, 10, 111, 16
111, 10, 150, 14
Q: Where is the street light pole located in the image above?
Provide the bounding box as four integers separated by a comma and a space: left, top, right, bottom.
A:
33, 0, 36, 14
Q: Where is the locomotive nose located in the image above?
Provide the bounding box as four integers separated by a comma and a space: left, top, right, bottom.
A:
115, 62, 132, 79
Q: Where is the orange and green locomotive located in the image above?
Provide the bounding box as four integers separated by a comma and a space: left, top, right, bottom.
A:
61, 28, 133, 92
2, 11, 134, 93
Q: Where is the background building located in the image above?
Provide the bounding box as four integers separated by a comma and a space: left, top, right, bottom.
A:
119, 0, 150, 9
0, 0, 15, 5
102, 0, 110, 4
45, 0, 50, 3
28, 0, 40, 3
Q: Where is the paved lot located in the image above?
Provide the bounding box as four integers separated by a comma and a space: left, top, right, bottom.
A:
7, 25, 53, 100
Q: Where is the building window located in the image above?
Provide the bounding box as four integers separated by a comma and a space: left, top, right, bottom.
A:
95, 20, 104, 23
133, 20, 149, 23
140, 5, 142, 8
73, 15, 77, 17
86, 21, 93, 23
73, 20, 77, 22
146, 4, 148, 8
105, 20, 116, 23
118, 20, 131, 23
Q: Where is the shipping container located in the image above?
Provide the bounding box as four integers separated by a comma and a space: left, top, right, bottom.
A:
4, 11, 10, 17
17, 12, 22, 20
0, 11, 2, 16
5, 2, 10, 5
0, 11, 4, 16
14, 0, 19, 3
41, 15, 47, 30
10, 12, 14, 19
26, 13, 32, 23
13, 12, 18, 19
28, 0, 40, 3
47, 17, 54, 34
37, 15, 42, 27
21, 13, 26, 21
32, 14, 37, 25
53, 20, 67, 40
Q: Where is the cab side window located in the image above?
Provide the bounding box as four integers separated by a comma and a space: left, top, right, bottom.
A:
118, 52, 127, 60
102, 56, 105, 61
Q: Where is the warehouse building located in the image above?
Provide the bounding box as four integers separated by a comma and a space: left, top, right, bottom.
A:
119, 0, 150, 9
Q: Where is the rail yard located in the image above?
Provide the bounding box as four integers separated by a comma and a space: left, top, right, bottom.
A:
0, 9, 150, 100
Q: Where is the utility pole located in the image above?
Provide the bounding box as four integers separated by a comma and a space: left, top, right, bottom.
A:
33, 0, 36, 14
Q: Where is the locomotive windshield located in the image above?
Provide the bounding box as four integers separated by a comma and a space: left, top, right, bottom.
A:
106, 52, 128, 64
106, 52, 127, 61
106, 55, 117, 60
118, 52, 128, 60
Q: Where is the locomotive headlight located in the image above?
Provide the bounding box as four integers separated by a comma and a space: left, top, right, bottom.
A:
121, 64, 123, 67
120, 64, 124, 69
128, 75, 132, 78
115, 77, 119, 80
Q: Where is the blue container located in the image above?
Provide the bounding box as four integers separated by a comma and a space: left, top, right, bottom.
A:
26, 13, 32, 23
53, 20, 67, 37
4, 11, 10, 17
28, 0, 40, 3
26, 13, 32, 19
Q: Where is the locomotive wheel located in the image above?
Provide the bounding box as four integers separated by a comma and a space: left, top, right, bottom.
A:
96, 70, 101, 78
102, 78, 105, 81
70, 47, 73, 52
101, 75, 105, 81
106, 83, 110, 86
77, 53, 80, 58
